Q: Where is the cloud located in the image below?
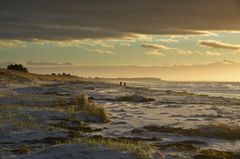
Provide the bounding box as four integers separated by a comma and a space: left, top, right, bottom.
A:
145, 50, 164, 57
221, 59, 238, 64
86, 48, 115, 55
26, 61, 60, 66
28, 59, 240, 81
26, 61, 73, 66
198, 40, 240, 50
0, 61, 16, 68
75, 39, 117, 48
175, 49, 194, 55
205, 51, 222, 56
32, 39, 84, 47
94, 49, 114, 55
0, 0, 240, 41
158, 39, 179, 43
0, 40, 26, 49
31, 39, 115, 48
142, 44, 202, 56
141, 43, 170, 50
62, 62, 73, 66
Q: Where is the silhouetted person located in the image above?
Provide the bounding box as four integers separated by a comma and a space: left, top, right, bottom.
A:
123, 82, 126, 87
120, 81, 122, 86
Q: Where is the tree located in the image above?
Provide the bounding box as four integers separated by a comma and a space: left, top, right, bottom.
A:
7, 64, 29, 73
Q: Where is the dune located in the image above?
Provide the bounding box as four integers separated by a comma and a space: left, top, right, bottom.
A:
0, 68, 82, 86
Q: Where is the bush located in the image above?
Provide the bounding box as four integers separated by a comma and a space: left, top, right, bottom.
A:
76, 93, 109, 123
7, 64, 28, 73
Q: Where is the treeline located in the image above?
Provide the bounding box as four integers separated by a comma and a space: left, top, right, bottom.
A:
7, 64, 28, 73
6, 64, 73, 77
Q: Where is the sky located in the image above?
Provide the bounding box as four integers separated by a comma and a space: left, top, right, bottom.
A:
1, 0, 240, 81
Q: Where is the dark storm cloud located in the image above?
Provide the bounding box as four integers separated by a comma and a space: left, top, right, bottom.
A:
0, 0, 240, 41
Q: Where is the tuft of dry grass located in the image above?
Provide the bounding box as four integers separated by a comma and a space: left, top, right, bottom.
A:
193, 149, 240, 159
76, 93, 109, 123
80, 136, 154, 159
116, 95, 155, 102
135, 122, 240, 140
193, 123, 240, 140
10, 145, 32, 155
76, 93, 89, 111
0, 105, 38, 132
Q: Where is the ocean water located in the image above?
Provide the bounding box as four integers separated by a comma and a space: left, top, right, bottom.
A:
119, 81, 240, 99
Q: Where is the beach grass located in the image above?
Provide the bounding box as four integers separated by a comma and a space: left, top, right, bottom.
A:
80, 136, 154, 159
76, 93, 109, 122
0, 105, 38, 131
